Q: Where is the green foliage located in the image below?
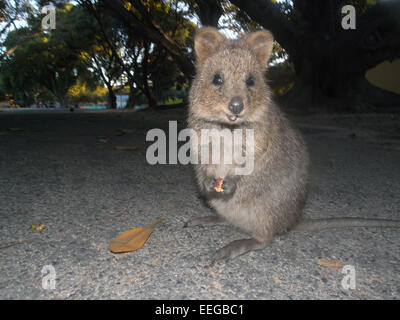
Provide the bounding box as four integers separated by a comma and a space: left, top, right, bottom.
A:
267, 62, 296, 97
0, 2, 97, 106
220, 1, 260, 34
67, 80, 107, 104
6, 0, 378, 107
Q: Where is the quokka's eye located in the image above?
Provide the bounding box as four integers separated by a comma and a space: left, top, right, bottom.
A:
246, 76, 255, 87
212, 74, 223, 86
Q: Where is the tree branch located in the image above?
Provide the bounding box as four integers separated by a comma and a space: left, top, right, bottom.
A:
99, 0, 194, 78
194, 0, 223, 27
229, 0, 300, 56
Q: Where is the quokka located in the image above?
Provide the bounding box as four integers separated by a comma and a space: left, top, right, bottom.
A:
186, 27, 400, 263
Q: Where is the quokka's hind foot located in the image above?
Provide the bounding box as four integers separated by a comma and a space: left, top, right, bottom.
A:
183, 215, 228, 228
211, 238, 269, 265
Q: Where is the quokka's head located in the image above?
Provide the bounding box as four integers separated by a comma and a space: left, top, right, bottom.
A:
189, 27, 274, 125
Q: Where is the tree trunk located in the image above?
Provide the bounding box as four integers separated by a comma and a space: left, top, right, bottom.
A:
231, 0, 400, 112
53, 91, 68, 108
125, 83, 136, 109
107, 85, 117, 109
47, 77, 68, 108
142, 42, 157, 109
194, 0, 223, 27
143, 82, 157, 109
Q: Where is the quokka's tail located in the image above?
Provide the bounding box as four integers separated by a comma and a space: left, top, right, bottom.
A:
293, 218, 400, 231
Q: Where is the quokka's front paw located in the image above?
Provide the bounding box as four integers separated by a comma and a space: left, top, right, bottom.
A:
203, 177, 219, 193
220, 177, 237, 195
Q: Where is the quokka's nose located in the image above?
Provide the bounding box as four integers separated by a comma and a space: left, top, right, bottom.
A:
228, 96, 244, 114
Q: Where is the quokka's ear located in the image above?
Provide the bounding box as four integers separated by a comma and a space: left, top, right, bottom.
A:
194, 27, 225, 66
245, 30, 274, 67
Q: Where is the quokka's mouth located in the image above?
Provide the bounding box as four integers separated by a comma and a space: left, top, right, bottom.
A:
227, 114, 238, 122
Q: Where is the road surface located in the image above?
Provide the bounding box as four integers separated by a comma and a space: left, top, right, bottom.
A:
0, 108, 399, 299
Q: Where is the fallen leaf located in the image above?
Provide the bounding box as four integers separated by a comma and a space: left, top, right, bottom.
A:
317, 259, 343, 268
99, 138, 109, 143
36, 223, 46, 231
109, 217, 165, 253
30, 223, 46, 232
273, 276, 281, 284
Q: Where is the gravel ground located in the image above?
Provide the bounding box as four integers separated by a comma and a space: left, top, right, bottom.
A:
0, 108, 399, 299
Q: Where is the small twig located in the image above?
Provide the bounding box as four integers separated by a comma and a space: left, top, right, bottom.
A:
0, 239, 35, 250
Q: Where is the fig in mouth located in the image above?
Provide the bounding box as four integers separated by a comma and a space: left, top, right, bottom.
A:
214, 177, 224, 192
227, 114, 238, 122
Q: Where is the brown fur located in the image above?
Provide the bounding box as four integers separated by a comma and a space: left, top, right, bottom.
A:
187, 27, 400, 262
187, 27, 309, 261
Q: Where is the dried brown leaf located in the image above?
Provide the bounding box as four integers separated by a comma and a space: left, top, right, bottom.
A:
317, 259, 343, 268
109, 218, 165, 253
